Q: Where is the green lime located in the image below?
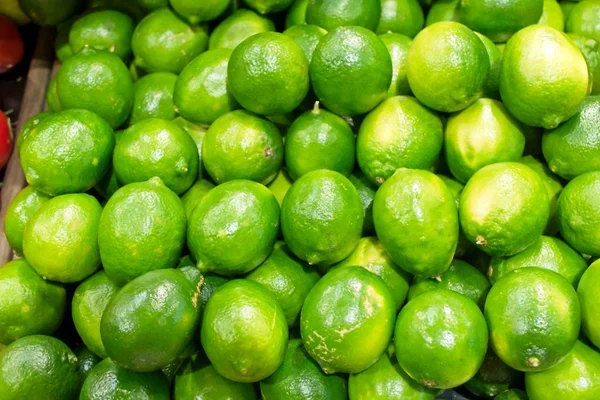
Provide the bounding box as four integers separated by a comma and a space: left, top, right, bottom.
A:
187, 180, 280, 276
561, 1, 578, 20
380, 33, 412, 97
261, 338, 348, 399
538, 0, 565, 30
496, 389, 529, 400
72, 271, 119, 358
268, 168, 293, 206
438, 174, 475, 257
170, 0, 230, 23
373, 169, 458, 277
45, 76, 62, 112
566, 0, 600, 41
247, 242, 320, 326
130, 72, 178, 124
348, 171, 377, 235
489, 236, 588, 287
201, 279, 288, 382
173, 117, 207, 179
425, 0, 460, 26
18, 0, 81, 26
174, 49, 238, 125
16, 111, 52, 151
202, 110, 283, 185
101, 268, 202, 372
475, 32, 502, 98
485, 267, 580, 372
283, 24, 327, 62
0, 0, 31, 25
357, 96, 443, 185
132, 8, 209, 74
228, 32, 309, 116
407, 21, 489, 112
306, 0, 381, 31
301, 266, 396, 374
23, 194, 102, 283
209, 9, 275, 50
4, 186, 51, 256
80, 358, 170, 400
0, 335, 79, 400
459, 162, 550, 256
569, 33, 600, 95
281, 169, 363, 265
98, 179, 187, 285
69, 10, 134, 61
578, 260, 600, 348
87, 0, 147, 19
459, 0, 544, 43
180, 179, 215, 219
93, 129, 123, 200
75, 346, 101, 382
465, 350, 522, 398
285, 0, 308, 28
500, 25, 588, 129
161, 343, 197, 384
19, 109, 114, 195
311, 26, 392, 116
395, 289, 488, 389
199, 274, 228, 312
114, 119, 199, 194
444, 99, 526, 183
55, 17, 75, 62
245, 0, 295, 14
0, 259, 65, 345
376, 0, 425, 37
557, 171, 600, 256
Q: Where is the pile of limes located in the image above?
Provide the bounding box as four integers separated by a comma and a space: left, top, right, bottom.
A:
2, 0, 600, 399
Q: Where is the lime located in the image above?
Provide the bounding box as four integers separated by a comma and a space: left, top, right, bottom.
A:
261, 338, 348, 399
72, 271, 119, 358
173, 117, 206, 178
569, 33, 600, 95
557, 171, 600, 256
69, 10, 134, 61
561, 1, 578, 20
4, 186, 51, 256
459, 162, 550, 256
475, 32, 502, 98
201, 279, 288, 382
93, 129, 123, 200
566, 0, 600, 41
16, 111, 52, 151
23, 194, 102, 283
465, 350, 521, 398
187, 180, 280, 276
87, 0, 147, 19
75, 346, 101, 382
538, 0, 565, 30
80, 358, 170, 400
499, 25, 588, 129
301, 266, 396, 374
281, 170, 363, 265
283, 24, 327, 62
578, 260, 600, 348
357, 96, 443, 185
286, 0, 308, 28
407, 21, 489, 112
496, 389, 529, 400
268, 168, 293, 206
132, 8, 209, 74
129, 72, 178, 124
373, 169, 458, 277
444, 99, 526, 183
425, 0, 460, 25
161, 343, 196, 384
98, 179, 187, 285
209, 9, 275, 50
18, 0, 81, 26
245, 0, 295, 14
180, 179, 215, 219
199, 274, 228, 313
438, 174, 475, 257
306, 0, 381, 31
170, 0, 230, 23
45, 76, 62, 112
0, 259, 65, 345
395, 289, 488, 389
380, 33, 412, 97
348, 172, 377, 235
311, 26, 392, 116
485, 267, 580, 371
376, 0, 424, 37
114, 118, 199, 194
55, 17, 75, 62
247, 242, 320, 326
0, 0, 31, 25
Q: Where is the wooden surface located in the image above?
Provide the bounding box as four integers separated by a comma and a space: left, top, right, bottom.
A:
0, 28, 56, 264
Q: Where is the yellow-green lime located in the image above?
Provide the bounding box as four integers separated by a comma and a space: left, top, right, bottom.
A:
173, 117, 206, 179
496, 389, 529, 400
569, 33, 600, 94
180, 179, 215, 219
425, 0, 460, 26
170, 0, 230, 23
268, 168, 294, 206
437, 174, 475, 257
348, 171, 377, 235
245, 0, 295, 14
45, 76, 62, 112
17, 111, 53, 152
209, 9, 275, 50
18, 0, 81, 26
93, 129, 123, 200
286, 0, 308, 28
283, 24, 327, 62
538, 0, 565, 30
475, 32, 502, 98
306, 0, 381, 31
578, 260, 600, 348
69, 10, 134, 61
376, 0, 424, 37
380, 33, 412, 97
129, 72, 178, 124
4, 186, 50, 256
566, 0, 600, 41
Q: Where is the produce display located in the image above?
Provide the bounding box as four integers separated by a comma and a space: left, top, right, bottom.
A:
2, 0, 600, 399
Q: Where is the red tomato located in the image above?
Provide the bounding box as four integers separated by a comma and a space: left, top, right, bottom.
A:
0, 111, 12, 170
0, 15, 24, 73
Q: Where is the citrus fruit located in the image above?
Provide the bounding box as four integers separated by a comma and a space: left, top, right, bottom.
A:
283, 24, 327, 62
281, 170, 363, 265
174, 49, 239, 125
379, 33, 412, 97
301, 266, 396, 374
0, 259, 65, 345
23, 193, 102, 283
80, 358, 170, 400
306, 0, 381, 31
438, 174, 476, 257
247, 242, 320, 326
348, 172, 377, 235
132, 8, 209, 74
286, 0, 308, 28
4, 186, 50, 256
199, 274, 228, 314
69, 10, 134, 61
55, 49, 133, 128
566, 0, 600, 42
180, 179, 215, 219
0, 335, 79, 400
228, 32, 309, 116
538, 0, 565, 31
129, 72, 178, 124
569, 33, 600, 95
333, 236, 412, 311
72, 271, 119, 358
311, 26, 392, 116
173, 117, 206, 178
16, 111, 52, 151
459, 162, 550, 256
93, 129, 123, 200
202, 110, 283, 185
373, 169, 458, 277
245, 0, 295, 14
18, 0, 81, 26
557, 171, 600, 256
75, 346, 101, 382
395, 289, 488, 389
170, 0, 230, 23
475, 32, 502, 98
485, 267, 580, 372
465, 350, 522, 398
19, 109, 114, 195
357, 96, 443, 185
407, 21, 489, 112
499, 25, 588, 129
578, 260, 600, 348
187, 180, 280, 276
101, 268, 202, 372
98, 178, 187, 285
87, 0, 147, 19
161, 342, 197, 383
261, 338, 348, 399
55, 19, 75, 62
444, 99, 526, 183
209, 9, 275, 50
45, 75, 62, 112
268, 168, 293, 206
376, 0, 424, 36
425, 0, 460, 25
496, 389, 529, 400
114, 118, 199, 194
201, 279, 289, 382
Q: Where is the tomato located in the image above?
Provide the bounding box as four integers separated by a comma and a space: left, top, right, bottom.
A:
0, 15, 24, 73
0, 111, 12, 170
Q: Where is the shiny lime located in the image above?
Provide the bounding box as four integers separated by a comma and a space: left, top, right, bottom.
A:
245, 0, 295, 14
475, 32, 502, 98
348, 172, 377, 235
376, 0, 424, 37
209, 9, 275, 50
170, 0, 230, 23
578, 260, 600, 348
69, 10, 134, 60
286, 0, 308, 28
569, 33, 600, 95
268, 168, 294, 206
4, 186, 50, 256
538, 0, 565, 30
129, 72, 178, 124
566, 0, 600, 42
180, 179, 214, 219
380, 33, 412, 97
283, 24, 327, 62
306, 0, 381, 31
